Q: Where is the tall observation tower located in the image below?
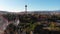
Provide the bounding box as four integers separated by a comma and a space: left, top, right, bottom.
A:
25, 5, 27, 13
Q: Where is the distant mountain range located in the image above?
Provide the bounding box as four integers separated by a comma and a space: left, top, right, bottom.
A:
0, 10, 60, 14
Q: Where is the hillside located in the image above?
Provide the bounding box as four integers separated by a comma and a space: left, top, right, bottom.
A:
0, 11, 60, 34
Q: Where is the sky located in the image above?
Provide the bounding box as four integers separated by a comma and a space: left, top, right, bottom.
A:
0, 0, 60, 12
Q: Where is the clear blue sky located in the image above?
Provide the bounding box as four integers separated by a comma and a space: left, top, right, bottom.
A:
0, 0, 60, 12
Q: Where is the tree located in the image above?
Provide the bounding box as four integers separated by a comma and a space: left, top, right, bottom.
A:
4, 23, 17, 34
